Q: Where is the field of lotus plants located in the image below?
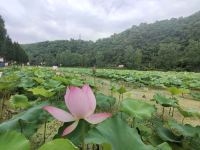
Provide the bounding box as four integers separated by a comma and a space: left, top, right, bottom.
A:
0, 66, 200, 150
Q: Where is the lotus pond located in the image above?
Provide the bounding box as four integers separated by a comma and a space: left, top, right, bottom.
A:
0, 66, 200, 150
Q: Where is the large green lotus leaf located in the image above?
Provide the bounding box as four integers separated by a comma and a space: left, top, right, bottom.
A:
0, 131, 30, 150
110, 85, 117, 93
0, 102, 49, 137
121, 99, 156, 120
18, 77, 35, 88
85, 116, 154, 150
137, 124, 153, 139
117, 86, 126, 94
70, 79, 83, 87
179, 88, 190, 94
84, 79, 95, 87
32, 77, 45, 84
0, 81, 16, 90
38, 139, 78, 150
95, 93, 116, 110
156, 127, 181, 143
34, 70, 46, 78
167, 87, 182, 95
0, 74, 19, 90
190, 92, 200, 101
28, 87, 55, 98
102, 143, 112, 150
153, 93, 178, 107
156, 142, 172, 150
10, 94, 30, 109
52, 76, 71, 85
42, 79, 62, 89
182, 134, 200, 150
167, 120, 200, 137
177, 106, 200, 118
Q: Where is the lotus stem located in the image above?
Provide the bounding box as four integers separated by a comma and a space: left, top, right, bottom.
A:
97, 144, 100, 150
18, 119, 23, 133
132, 117, 135, 127
92, 144, 95, 150
82, 142, 86, 150
0, 92, 6, 119
43, 120, 47, 143
169, 107, 171, 115
172, 107, 174, 117
93, 75, 96, 87
0, 98, 5, 119
162, 107, 165, 120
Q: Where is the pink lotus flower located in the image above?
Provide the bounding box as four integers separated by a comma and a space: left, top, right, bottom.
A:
43, 84, 112, 136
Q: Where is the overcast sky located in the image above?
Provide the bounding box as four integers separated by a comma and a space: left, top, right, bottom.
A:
0, 0, 200, 44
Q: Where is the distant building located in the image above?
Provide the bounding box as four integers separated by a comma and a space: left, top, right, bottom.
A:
0, 57, 3, 62
118, 65, 124, 68
52, 66, 58, 70
0, 56, 5, 67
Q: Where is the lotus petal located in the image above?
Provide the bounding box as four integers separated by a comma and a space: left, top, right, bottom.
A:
82, 84, 96, 115
65, 86, 94, 118
85, 113, 112, 124
62, 121, 79, 136
43, 106, 75, 122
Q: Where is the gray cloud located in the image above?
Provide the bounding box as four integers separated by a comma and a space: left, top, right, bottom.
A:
0, 0, 200, 43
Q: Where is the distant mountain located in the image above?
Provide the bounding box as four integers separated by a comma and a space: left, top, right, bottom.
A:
22, 11, 200, 71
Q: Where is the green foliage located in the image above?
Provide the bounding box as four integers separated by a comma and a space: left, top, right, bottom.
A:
10, 94, 30, 109
167, 120, 200, 137
95, 93, 116, 110
120, 99, 156, 120
0, 74, 19, 91
39, 139, 78, 150
0, 66, 200, 149
177, 106, 200, 118
167, 87, 182, 95
52, 76, 70, 85
156, 142, 172, 150
153, 93, 178, 107
85, 116, 154, 150
117, 86, 126, 94
0, 131, 30, 150
0, 102, 49, 137
70, 79, 83, 87
28, 87, 55, 98
63, 68, 200, 89
156, 127, 181, 143
190, 92, 200, 101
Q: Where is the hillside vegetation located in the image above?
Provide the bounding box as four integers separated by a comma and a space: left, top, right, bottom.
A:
22, 11, 200, 71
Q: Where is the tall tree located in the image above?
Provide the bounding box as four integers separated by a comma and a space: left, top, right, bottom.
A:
0, 15, 29, 64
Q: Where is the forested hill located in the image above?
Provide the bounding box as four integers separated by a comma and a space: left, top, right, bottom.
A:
22, 11, 200, 71
0, 16, 28, 63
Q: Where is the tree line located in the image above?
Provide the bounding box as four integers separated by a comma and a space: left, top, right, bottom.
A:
0, 15, 28, 64
22, 11, 200, 71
